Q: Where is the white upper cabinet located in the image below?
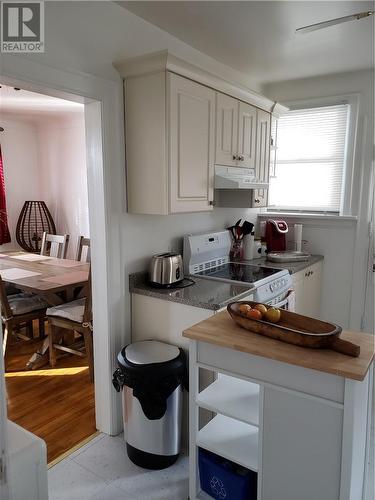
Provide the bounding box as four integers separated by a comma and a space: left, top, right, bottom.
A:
238, 101, 257, 169
124, 71, 214, 214
215, 94, 257, 168
169, 74, 215, 213
252, 109, 271, 207
117, 51, 284, 214
215, 93, 238, 167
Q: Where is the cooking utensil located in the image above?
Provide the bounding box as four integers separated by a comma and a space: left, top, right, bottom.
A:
227, 301, 360, 357
241, 221, 254, 236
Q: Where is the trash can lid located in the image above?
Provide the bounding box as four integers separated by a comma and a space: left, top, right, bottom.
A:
123, 340, 180, 365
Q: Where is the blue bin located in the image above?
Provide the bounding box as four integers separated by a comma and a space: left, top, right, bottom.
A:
198, 448, 257, 500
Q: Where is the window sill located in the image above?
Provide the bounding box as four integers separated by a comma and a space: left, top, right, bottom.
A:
258, 211, 358, 227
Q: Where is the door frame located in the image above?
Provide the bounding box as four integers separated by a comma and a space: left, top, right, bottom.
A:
0, 54, 126, 435
0, 336, 9, 500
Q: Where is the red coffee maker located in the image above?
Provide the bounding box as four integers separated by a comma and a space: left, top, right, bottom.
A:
265, 219, 288, 252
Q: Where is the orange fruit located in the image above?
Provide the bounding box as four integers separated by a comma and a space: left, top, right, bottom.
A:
254, 304, 267, 316
247, 309, 263, 320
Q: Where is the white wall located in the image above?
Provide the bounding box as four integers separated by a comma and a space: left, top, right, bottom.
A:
37, 114, 89, 259
263, 69, 374, 332
0, 112, 88, 259
27, 2, 262, 92
0, 116, 41, 251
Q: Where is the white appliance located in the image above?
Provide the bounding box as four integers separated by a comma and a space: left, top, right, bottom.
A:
7, 420, 48, 500
183, 230, 293, 309
214, 165, 269, 190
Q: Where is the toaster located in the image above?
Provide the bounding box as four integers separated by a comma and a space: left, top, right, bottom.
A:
149, 253, 184, 287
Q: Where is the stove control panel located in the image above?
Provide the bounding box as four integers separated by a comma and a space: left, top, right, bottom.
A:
269, 277, 288, 292
256, 274, 292, 302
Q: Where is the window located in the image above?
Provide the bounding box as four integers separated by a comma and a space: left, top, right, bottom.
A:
269, 104, 350, 213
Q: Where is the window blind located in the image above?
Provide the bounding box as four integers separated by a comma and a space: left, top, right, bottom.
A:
269, 104, 349, 212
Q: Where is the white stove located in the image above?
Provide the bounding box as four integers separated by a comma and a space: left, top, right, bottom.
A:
183, 230, 293, 306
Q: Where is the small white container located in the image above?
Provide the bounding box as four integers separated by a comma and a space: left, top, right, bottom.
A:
243, 233, 255, 260
294, 224, 303, 252
253, 240, 262, 259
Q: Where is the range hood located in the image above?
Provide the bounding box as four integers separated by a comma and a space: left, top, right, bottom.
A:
214, 165, 269, 190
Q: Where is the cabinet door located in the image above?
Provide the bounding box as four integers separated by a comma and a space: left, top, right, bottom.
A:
252, 109, 271, 208
261, 387, 342, 500
238, 101, 257, 168
304, 262, 323, 318
291, 272, 305, 314
168, 73, 215, 213
292, 263, 323, 317
215, 92, 238, 166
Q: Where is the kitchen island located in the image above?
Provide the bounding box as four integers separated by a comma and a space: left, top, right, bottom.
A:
183, 311, 374, 500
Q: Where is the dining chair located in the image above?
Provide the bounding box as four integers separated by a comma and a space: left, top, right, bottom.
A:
0, 277, 48, 355
40, 232, 70, 259
75, 236, 90, 262
46, 274, 93, 381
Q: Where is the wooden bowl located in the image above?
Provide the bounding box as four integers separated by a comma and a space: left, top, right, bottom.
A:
227, 301, 360, 357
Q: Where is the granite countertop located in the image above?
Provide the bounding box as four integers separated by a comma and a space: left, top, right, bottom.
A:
129, 272, 254, 311
242, 254, 324, 274
130, 255, 323, 310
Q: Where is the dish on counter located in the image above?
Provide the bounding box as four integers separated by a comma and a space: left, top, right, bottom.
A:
227, 301, 360, 357
266, 251, 311, 263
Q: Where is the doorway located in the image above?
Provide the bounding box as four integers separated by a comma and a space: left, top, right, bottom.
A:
0, 84, 96, 463
0, 56, 125, 467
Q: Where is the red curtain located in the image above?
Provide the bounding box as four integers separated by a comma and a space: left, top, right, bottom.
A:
0, 145, 11, 245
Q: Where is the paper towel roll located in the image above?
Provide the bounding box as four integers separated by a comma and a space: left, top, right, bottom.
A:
294, 224, 303, 252
244, 233, 254, 260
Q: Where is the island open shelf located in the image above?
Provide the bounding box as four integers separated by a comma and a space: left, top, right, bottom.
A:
198, 413, 259, 472
197, 374, 260, 426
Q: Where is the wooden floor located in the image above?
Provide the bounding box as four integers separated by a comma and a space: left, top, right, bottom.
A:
5, 325, 96, 463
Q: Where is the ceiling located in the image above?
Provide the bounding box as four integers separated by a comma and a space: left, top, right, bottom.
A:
0, 85, 83, 120
119, 1, 375, 83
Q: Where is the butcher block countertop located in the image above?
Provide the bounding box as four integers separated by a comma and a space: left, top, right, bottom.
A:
183, 311, 375, 381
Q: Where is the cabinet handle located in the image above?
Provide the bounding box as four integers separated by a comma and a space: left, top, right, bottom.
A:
254, 198, 260, 204
239, 155, 245, 161
233, 155, 238, 160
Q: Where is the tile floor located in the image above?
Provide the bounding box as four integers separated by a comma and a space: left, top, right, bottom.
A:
49, 426, 374, 500
48, 433, 188, 500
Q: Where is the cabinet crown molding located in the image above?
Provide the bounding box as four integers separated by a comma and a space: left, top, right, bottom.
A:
114, 50, 288, 115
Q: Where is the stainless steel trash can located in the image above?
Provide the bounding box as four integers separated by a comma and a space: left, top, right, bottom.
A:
112, 340, 186, 470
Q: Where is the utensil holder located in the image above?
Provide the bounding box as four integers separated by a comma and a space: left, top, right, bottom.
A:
229, 240, 244, 261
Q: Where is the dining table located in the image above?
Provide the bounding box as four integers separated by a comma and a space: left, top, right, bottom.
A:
0, 250, 90, 369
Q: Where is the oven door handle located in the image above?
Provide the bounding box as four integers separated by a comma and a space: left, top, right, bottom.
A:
270, 296, 290, 309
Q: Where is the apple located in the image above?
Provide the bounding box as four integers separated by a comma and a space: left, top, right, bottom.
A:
265, 307, 281, 323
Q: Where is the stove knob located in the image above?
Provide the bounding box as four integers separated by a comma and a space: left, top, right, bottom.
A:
270, 284, 274, 292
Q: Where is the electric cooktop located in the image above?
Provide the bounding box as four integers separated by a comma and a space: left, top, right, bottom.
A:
194, 263, 285, 286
